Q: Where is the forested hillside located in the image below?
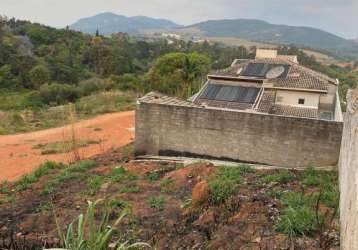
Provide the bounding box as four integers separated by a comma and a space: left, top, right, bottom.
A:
0, 16, 357, 133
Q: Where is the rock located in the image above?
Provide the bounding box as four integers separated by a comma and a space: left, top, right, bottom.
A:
191, 181, 210, 207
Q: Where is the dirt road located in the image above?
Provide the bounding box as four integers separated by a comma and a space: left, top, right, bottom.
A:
0, 111, 135, 182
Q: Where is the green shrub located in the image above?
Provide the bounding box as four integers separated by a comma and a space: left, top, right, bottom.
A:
147, 172, 160, 182
76, 77, 112, 97
37, 83, 78, 106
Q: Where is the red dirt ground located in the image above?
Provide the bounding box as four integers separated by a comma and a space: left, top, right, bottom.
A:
0, 111, 135, 182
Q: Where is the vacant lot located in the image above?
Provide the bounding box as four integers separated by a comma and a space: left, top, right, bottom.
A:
0, 146, 339, 249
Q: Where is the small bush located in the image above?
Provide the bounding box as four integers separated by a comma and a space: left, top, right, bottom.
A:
37, 83, 78, 106
76, 77, 112, 97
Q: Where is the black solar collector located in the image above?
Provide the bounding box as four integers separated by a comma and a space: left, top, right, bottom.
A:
241, 63, 290, 78
200, 84, 260, 104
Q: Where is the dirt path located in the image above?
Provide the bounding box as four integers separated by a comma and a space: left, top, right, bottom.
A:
0, 111, 135, 182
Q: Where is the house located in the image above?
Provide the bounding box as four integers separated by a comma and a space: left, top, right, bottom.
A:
135, 49, 343, 168
193, 49, 342, 121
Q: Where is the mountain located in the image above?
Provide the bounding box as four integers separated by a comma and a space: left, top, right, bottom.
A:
70, 12, 180, 35
181, 19, 358, 58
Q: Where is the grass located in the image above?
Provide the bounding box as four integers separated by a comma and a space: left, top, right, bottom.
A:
119, 184, 140, 194
160, 178, 175, 193
0, 181, 11, 194
42, 161, 97, 195
274, 169, 339, 238
258, 169, 295, 186
147, 196, 166, 210
33, 140, 102, 155
147, 172, 160, 182
275, 191, 320, 238
56, 200, 149, 250
207, 166, 253, 205
0, 91, 135, 135
16, 161, 65, 191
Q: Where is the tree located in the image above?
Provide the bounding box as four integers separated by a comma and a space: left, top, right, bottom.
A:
149, 52, 211, 97
29, 64, 50, 88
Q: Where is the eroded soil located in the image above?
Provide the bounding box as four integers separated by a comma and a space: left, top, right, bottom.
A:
0, 148, 340, 249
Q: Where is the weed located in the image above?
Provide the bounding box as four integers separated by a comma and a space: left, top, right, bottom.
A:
147, 196, 166, 210
119, 184, 140, 194
42, 161, 97, 195
109, 167, 137, 182
147, 172, 160, 182
258, 170, 295, 186
160, 178, 175, 193
267, 187, 284, 199
207, 166, 246, 205
275, 192, 320, 238
88, 176, 106, 195
109, 199, 132, 210
56, 200, 149, 250
36, 202, 53, 213
0, 181, 10, 194
16, 161, 65, 191
33, 140, 101, 155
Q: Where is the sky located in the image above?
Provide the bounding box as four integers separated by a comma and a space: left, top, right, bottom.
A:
0, 0, 357, 39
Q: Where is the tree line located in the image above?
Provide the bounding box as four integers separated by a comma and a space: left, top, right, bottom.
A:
0, 16, 356, 109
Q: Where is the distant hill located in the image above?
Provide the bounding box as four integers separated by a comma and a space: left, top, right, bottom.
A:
180, 19, 358, 59
70, 12, 180, 35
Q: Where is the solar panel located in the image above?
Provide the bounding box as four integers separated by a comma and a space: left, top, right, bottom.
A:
241, 63, 290, 78
199, 84, 260, 104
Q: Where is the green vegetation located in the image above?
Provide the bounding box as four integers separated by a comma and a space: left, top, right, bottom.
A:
33, 139, 101, 155
42, 161, 97, 195
258, 169, 295, 186
274, 168, 339, 238
16, 161, 65, 191
275, 192, 320, 238
160, 178, 175, 193
146, 172, 160, 182
57, 200, 149, 250
208, 166, 253, 205
119, 184, 140, 194
147, 196, 166, 210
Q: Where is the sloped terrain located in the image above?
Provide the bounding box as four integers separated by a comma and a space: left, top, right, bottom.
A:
0, 145, 339, 249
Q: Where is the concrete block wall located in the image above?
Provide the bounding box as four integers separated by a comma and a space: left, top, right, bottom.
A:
339, 89, 358, 249
135, 102, 343, 168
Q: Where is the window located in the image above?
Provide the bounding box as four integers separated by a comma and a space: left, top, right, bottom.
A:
298, 98, 305, 105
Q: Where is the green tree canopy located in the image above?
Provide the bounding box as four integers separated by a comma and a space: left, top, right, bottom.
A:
149, 52, 211, 97
29, 64, 50, 88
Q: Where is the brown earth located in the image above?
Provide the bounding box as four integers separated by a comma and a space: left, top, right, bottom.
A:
0, 148, 340, 249
0, 111, 135, 182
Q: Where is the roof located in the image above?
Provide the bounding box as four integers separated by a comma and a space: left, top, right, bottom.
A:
257, 89, 318, 119
138, 92, 200, 108
209, 57, 336, 92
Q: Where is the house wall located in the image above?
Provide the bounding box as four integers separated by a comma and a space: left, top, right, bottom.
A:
135, 102, 343, 168
275, 90, 320, 108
